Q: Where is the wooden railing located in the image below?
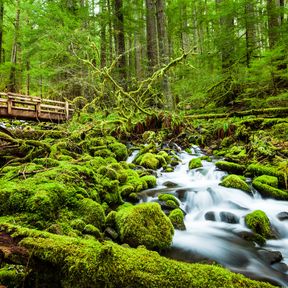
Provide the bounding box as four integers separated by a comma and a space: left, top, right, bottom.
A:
0, 92, 74, 121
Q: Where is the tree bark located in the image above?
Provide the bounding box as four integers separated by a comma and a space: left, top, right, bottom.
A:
267, 0, 281, 48
245, 1, 256, 67
114, 0, 126, 81
145, 0, 158, 72
0, 0, 4, 64
156, 0, 174, 110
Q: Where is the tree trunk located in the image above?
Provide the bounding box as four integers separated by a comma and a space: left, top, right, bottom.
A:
8, 0, 20, 93
114, 0, 126, 81
0, 0, 4, 64
145, 0, 158, 72
267, 0, 281, 48
245, 1, 256, 67
156, 0, 174, 110
100, 0, 106, 68
215, 0, 235, 71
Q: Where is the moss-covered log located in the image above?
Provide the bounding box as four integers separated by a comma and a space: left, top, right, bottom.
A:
0, 224, 275, 288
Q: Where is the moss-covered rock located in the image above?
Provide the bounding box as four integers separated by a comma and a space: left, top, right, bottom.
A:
115, 202, 174, 250
220, 174, 250, 193
137, 152, 160, 170
215, 161, 246, 174
0, 265, 25, 288
188, 158, 203, 170
247, 164, 285, 187
245, 210, 273, 239
158, 193, 179, 208
108, 142, 128, 161
169, 208, 186, 230
252, 178, 288, 200
140, 175, 157, 188
79, 198, 105, 230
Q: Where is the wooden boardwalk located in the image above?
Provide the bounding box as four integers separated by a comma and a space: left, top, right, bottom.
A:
0, 92, 73, 122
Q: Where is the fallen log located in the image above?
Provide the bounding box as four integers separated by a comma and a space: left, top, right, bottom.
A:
0, 224, 275, 288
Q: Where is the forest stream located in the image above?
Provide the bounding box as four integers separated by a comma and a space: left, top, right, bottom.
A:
131, 146, 288, 287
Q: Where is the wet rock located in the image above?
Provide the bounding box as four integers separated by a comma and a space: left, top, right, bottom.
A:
105, 227, 119, 240
163, 181, 178, 188
237, 231, 265, 246
220, 211, 239, 224
272, 262, 288, 273
257, 249, 283, 265
277, 212, 288, 221
205, 211, 216, 221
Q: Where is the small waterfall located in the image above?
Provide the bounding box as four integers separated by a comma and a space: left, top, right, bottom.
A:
140, 148, 288, 286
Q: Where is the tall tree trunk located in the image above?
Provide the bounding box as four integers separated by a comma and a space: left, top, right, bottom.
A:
267, 0, 282, 48
215, 0, 235, 71
114, 0, 126, 80
245, 1, 256, 67
8, 0, 20, 92
100, 0, 106, 68
156, 0, 174, 110
0, 0, 4, 64
145, 0, 158, 72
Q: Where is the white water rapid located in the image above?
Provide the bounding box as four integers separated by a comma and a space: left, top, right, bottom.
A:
138, 147, 288, 286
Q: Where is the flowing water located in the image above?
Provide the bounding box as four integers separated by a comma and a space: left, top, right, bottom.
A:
137, 147, 288, 286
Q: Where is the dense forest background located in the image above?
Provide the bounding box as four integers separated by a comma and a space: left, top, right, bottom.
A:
0, 0, 287, 113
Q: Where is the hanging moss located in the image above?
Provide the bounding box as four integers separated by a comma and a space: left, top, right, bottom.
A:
220, 175, 250, 193
115, 202, 174, 250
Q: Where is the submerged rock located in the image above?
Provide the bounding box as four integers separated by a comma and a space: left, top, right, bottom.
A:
277, 212, 288, 221
205, 211, 216, 222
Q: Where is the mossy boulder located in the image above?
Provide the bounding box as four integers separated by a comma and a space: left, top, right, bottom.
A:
169, 208, 186, 230
215, 161, 246, 175
252, 176, 288, 200
140, 175, 157, 188
115, 202, 174, 250
79, 198, 105, 230
189, 158, 203, 170
247, 164, 285, 187
158, 193, 180, 209
108, 142, 128, 161
136, 152, 159, 170
220, 174, 250, 193
245, 210, 273, 240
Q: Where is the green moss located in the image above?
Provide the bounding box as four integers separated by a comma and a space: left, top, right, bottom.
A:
83, 224, 101, 238
215, 161, 246, 175
115, 202, 174, 250
108, 142, 128, 161
158, 193, 179, 207
254, 175, 278, 187
138, 152, 160, 170
1, 224, 274, 288
79, 198, 105, 230
0, 265, 25, 288
70, 219, 86, 231
252, 179, 288, 200
169, 208, 185, 230
247, 164, 285, 187
140, 175, 157, 188
220, 175, 250, 193
200, 155, 212, 162
245, 210, 273, 239
188, 158, 203, 170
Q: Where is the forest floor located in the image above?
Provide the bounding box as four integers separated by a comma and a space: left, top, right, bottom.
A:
0, 105, 287, 288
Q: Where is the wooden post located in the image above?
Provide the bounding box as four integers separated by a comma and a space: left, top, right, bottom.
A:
65, 101, 69, 120
36, 102, 41, 118
7, 94, 12, 115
